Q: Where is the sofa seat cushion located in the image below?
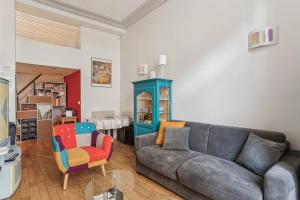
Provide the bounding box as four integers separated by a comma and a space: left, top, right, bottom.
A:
81, 146, 106, 162
136, 145, 202, 181
177, 154, 263, 200
67, 148, 89, 167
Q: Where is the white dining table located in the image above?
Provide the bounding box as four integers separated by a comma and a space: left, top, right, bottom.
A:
90, 116, 130, 136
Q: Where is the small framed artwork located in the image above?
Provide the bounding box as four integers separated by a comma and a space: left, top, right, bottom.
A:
91, 57, 112, 87
248, 26, 279, 50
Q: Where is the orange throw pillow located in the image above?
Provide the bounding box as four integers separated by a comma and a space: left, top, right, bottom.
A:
155, 121, 186, 145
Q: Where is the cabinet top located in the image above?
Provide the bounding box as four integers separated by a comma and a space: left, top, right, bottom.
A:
132, 78, 173, 85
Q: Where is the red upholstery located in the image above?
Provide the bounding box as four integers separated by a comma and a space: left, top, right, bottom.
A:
81, 146, 106, 162
53, 124, 77, 149
102, 135, 113, 160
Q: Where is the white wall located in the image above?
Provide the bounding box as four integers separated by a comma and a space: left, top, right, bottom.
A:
0, 0, 16, 122
17, 27, 120, 120
121, 0, 300, 149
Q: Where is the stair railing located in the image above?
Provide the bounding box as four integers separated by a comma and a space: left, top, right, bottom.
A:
17, 74, 42, 110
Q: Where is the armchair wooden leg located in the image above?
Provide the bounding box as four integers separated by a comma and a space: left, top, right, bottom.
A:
101, 164, 106, 176
63, 174, 69, 190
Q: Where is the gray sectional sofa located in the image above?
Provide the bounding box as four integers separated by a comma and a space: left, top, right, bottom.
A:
135, 121, 300, 200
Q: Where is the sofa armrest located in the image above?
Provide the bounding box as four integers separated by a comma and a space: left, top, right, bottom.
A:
135, 132, 157, 152
264, 150, 300, 200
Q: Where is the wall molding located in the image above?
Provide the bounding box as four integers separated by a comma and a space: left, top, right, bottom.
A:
31, 0, 167, 29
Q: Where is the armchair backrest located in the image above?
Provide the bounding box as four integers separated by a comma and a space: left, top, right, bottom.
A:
53, 122, 96, 149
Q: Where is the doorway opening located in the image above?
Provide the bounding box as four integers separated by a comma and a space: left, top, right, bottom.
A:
16, 62, 81, 143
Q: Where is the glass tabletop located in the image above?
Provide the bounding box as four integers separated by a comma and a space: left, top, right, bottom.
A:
84, 169, 134, 200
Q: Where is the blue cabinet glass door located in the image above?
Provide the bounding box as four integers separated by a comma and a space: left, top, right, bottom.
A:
133, 78, 172, 137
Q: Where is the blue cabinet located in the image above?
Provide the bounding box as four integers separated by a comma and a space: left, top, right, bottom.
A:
132, 78, 173, 137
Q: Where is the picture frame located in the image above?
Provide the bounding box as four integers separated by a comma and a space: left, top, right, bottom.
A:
91, 57, 112, 87
248, 26, 279, 50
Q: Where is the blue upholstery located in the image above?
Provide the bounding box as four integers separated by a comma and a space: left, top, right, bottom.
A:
60, 150, 69, 169
75, 122, 96, 134
51, 136, 60, 152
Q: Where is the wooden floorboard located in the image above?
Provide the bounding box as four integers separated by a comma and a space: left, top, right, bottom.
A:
9, 140, 183, 200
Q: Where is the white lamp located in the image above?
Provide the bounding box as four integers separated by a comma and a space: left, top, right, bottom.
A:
159, 54, 167, 78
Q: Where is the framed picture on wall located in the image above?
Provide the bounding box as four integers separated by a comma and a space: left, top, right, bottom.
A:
91, 57, 112, 87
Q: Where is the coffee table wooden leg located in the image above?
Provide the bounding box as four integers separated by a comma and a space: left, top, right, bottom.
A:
101, 164, 106, 176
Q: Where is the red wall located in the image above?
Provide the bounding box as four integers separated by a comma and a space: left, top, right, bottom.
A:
64, 70, 81, 122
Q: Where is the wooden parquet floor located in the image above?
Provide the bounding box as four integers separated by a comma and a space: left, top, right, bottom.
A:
9, 140, 183, 200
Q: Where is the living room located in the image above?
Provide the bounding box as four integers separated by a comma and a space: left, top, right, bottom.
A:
0, 0, 300, 200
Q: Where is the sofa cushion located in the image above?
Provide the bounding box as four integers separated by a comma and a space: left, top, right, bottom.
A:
184, 121, 211, 153
250, 129, 286, 143
136, 145, 202, 180
163, 127, 190, 151
177, 154, 263, 200
207, 125, 249, 161
236, 133, 287, 176
67, 148, 89, 167
155, 121, 186, 145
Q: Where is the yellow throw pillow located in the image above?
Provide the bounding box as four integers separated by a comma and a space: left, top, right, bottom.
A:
155, 121, 186, 145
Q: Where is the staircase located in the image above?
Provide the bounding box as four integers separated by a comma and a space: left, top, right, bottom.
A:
16, 74, 42, 119
16, 74, 42, 142
16, 76, 66, 142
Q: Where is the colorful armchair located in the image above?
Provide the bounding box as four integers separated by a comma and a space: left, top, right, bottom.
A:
51, 122, 113, 190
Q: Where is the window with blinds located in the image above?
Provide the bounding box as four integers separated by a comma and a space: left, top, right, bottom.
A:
16, 11, 80, 48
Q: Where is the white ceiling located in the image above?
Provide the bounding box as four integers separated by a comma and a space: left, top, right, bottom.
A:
54, 0, 148, 22
29, 0, 167, 28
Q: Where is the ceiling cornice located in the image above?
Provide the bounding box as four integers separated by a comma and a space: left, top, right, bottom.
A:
31, 0, 168, 29
122, 0, 167, 28
17, 0, 126, 35
32, 0, 123, 28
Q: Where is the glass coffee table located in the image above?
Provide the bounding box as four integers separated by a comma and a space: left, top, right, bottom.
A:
84, 169, 134, 200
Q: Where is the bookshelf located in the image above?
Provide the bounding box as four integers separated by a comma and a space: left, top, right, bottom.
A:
35, 81, 66, 123
16, 81, 66, 142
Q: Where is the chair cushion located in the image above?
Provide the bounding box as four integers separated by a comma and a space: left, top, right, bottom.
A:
67, 148, 89, 167
136, 145, 202, 180
81, 146, 106, 162
155, 121, 185, 145
75, 122, 96, 134
53, 124, 77, 149
163, 127, 190, 151
236, 133, 287, 176
177, 154, 263, 200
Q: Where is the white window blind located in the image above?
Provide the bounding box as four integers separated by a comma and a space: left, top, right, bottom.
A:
16, 11, 80, 48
